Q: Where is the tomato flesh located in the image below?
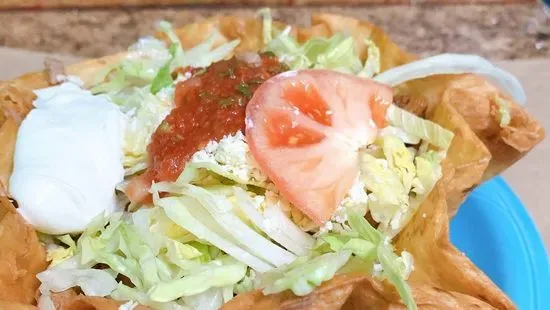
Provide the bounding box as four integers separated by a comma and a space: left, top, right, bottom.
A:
246, 70, 392, 225
282, 80, 332, 127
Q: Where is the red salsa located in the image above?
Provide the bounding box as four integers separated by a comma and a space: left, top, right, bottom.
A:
127, 53, 288, 202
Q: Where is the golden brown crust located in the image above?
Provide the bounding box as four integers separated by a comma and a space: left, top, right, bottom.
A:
441, 75, 545, 180
0, 301, 38, 310
429, 100, 491, 215
394, 185, 514, 309
0, 12, 539, 309
223, 272, 497, 309
0, 197, 47, 305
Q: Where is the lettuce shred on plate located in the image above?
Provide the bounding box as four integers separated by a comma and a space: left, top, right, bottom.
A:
34, 12, 469, 310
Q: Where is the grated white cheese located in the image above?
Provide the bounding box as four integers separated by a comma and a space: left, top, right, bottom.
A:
55, 74, 84, 87
318, 221, 334, 234
190, 131, 268, 184
372, 263, 384, 277
118, 300, 138, 310
318, 177, 369, 234
398, 251, 415, 279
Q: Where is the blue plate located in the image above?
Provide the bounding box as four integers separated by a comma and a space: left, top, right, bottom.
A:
450, 176, 550, 310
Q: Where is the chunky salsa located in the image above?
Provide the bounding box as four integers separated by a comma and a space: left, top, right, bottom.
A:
127, 53, 288, 202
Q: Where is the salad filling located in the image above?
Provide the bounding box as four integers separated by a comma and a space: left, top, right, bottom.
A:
8, 11, 527, 310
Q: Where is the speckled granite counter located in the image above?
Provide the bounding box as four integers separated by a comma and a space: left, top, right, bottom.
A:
0, 5, 549, 59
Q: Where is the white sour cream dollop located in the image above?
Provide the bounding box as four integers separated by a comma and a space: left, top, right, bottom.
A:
9, 82, 125, 234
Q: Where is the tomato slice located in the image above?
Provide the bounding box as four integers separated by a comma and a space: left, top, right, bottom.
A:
246, 70, 392, 225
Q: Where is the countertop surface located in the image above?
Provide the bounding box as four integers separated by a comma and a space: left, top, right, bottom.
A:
0, 5, 550, 60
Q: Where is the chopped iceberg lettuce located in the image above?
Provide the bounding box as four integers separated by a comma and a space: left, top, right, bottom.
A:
260, 251, 352, 296
37, 257, 118, 310
266, 32, 363, 74
117, 87, 173, 174
45, 234, 77, 267
379, 126, 421, 145
150, 43, 178, 95
174, 184, 297, 267
255, 212, 416, 309
153, 183, 297, 268
386, 105, 454, 150
358, 132, 445, 235
234, 270, 256, 294
92, 21, 240, 98
412, 150, 444, 197
347, 212, 417, 310
360, 151, 409, 228
357, 39, 381, 78
149, 256, 247, 302
37, 207, 249, 309
233, 186, 315, 256
318, 234, 376, 260
183, 287, 229, 310
258, 8, 273, 44
260, 10, 379, 76
157, 195, 274, 272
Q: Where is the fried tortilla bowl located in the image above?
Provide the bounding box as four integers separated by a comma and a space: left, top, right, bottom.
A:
0, 13, 543, 310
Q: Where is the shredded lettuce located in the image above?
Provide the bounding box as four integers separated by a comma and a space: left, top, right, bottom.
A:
260, 251, 352, 296
412, 150, 443, 197
177, 184, 297, 267
379, 126, 421, 145
255, 212, 415, 309
260, 11, 378, 76
149, 256, 247, 302
118, 87, 173, 174
318, 234, 377, 260
233, 186, 315, 256
90, 22, 171, 95
359, 133, 445, 235
37, 207, 248, 308
374, 149, 443, 237
183, 287, 227, 310
154, 183, 297, 268
365, 104, 450, 235
46, 234, 77, 266
360, 151, 409, 229
266, 32, 362, 74
386, 105, 454, 150
347, 212, 417, 310
234, 270, 256, 294
157, 196, 273, 272
38, 258, 118, 310
38, 259, 117, 296
91, 36, 171, 95
358, 39, 381, 78
150, 43, 178, 95
180, 32, 240, 69
258, 8, 273, 44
